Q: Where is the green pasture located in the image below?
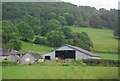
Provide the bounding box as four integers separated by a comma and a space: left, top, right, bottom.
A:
67, 26, 118, 53
96, 53, 118, 60
2, 66, 118, 79
0, 66, 2, 80
20, 42, 54, 54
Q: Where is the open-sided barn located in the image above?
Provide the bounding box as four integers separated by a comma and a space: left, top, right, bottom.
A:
42, 45, 100, 60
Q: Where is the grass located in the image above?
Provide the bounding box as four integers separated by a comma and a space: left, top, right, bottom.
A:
20, 41, 54, 54
0, 66, 2, 80
96, 53, 118, 60
66, 26, 118, 53
2, 66, 118, 79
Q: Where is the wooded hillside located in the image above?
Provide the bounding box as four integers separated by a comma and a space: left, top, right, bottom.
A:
2, 2, 118, 29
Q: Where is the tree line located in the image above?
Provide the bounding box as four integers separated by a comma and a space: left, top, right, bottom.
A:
2, 2, 118, 29
2, 19, 93, 51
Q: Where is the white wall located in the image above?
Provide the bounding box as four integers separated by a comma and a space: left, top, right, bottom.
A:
76, 50, 100, 59
56, 46, 74, 51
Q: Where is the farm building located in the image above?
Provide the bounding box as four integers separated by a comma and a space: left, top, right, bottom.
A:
0, 48, 20, 62
0, 48, 44, 65
20, 51, 44, 65
42, 45, 100, 60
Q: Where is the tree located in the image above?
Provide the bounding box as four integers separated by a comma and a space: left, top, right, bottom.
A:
63, 13, 75, 26
34, 35, 47, 45
45, 30, 66, 47
71, 32, 93, 51
10, 39, 22, 51
16, 22, 35, 42
76, 32, 93, 51
32, 25, 42, 35
81, 21, 90, 27
113, 27, 120, 38
41, 19, 62, 36
22, 15, 41, 27
2, 20, 20, 43
58, 16, 67, 26
48, 12, 57, 20
62, 27, 73, 39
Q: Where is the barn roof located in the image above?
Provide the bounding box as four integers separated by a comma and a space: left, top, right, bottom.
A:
26, 51, 43, 59
56, 44, 100, 57
0, 48, 21, 56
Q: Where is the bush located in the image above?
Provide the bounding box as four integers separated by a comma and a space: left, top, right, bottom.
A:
0, 60, 18, 66
83, 59, 120, 67
73, 59, 86, 67
34, 36, 47, 45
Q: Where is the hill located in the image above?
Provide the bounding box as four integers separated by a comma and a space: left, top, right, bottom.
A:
67, 26, 118, 53
20, 42, 54, 54
20, 26, 118, 53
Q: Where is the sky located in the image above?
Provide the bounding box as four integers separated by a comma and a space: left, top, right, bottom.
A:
62, 0, 119, 10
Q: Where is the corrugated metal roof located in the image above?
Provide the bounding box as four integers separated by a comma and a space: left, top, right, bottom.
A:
26, 51, 43, 59
56, 44, 100, 57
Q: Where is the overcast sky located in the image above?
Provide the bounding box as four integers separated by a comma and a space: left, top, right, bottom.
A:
62, 0, 119, 10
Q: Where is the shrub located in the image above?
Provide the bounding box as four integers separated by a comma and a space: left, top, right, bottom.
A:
34, 36, 47, 45
73, 59, 86, 67
1, 60, 18, 66
83, 59, 120, 67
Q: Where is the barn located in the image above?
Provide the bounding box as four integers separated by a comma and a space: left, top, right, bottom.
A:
20, 51, 44, 65
42, 45, 100, 60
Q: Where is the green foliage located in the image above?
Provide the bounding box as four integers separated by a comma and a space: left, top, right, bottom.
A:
45, 30, 66, 47
61, 27, 73, 39
48, 12, 57, 20
9, 39, 22, 51
41, 19, 62, 36
22, 15, 41, 26
1, 60, 18, 66
2, 3, 118, 30
83, 59, 119, 66
81, 21, 90, 27
58, 16, 67, 26
73, 32, 93, 51
16, 22, 35, 42
2, 20, 20, 43
113, 27, 120, 38
34, 35, 47, 45
74, 59, 86, 67
3, 39, 22, 51
63, 13, 75, 26
32, 25, 42, 35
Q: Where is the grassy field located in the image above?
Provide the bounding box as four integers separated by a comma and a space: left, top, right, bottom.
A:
66, 26, 118, 53
96, 53, 118, 60
0, 66, 2, 80
20, 42, 54, 54
2, 66, 118, 79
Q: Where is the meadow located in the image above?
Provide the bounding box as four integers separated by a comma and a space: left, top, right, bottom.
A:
96, 53, 118, 60
0, 66, 2, 80
67, 26, 118, 53
20, 42, 54, 54
2, 66, 118, 79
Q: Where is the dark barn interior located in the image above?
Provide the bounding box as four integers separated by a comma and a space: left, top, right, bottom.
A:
45, 56, 51, 60
55, 50, 75, 59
